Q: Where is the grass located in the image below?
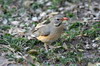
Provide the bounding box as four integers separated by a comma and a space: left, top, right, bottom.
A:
1, 21, 100, 65
0, 0, 13, 5
48, 0, 63, 10
0, 0, 100, 66
0, 0, 100, 65
31, 3, 43, 10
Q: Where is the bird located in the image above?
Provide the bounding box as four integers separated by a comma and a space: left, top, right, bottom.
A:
31, 14, 69, 51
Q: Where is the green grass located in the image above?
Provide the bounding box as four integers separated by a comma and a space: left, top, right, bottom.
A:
0, 25, 11, 30
48, 0, 63, 10
0, 0, 99, 65
31, 3, 43, 9
1, 21, 100, 65
0, 0, 13, 5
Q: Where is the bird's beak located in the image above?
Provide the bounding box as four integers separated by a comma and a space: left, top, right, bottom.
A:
61, 17, 69, 21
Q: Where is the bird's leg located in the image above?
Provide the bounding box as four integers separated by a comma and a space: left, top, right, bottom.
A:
44, 43, 48, 52
44, 44, 48, 51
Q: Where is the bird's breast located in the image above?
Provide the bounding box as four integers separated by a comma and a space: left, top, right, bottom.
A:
36, 33, 62, 43
36, 24, 65, 43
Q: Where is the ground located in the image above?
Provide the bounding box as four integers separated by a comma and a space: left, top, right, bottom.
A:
0, 0, 100, 66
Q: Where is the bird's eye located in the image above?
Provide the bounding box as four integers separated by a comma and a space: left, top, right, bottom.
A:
57, 19, 60, 20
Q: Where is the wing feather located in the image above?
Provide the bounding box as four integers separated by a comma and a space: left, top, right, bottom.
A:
33, 24, 50, 37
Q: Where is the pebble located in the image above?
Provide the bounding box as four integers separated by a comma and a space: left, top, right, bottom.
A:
3, 19, 8, 24
79, 5, 85, 9
59, 7, 64, 11
37, 0, 44, 4
20, 23, 25, 27
84, 3, 89, 7
46, 9, 54, 13
82, 17, 89, 22
35, 8, 43, 14
32, 17, 38, 21
8, 18, 13, 21
11, 21, 20, 26
92, 43, 98, 48
24, 47, 30, 51
39, 12, 47, 20
40, 12, 47, 17
23, 1, 34, 7
23, 17, 29, 21
85, 44, 91, 49
46, 2, 52, 6
92, 40, 96, 42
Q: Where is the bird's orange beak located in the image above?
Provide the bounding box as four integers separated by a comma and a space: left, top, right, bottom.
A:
61, 17, 69, 21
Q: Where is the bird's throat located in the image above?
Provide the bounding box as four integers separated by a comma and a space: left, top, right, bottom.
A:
55, 22, 62, 27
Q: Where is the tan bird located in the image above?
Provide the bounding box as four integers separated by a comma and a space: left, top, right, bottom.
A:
32, 14, 69, 51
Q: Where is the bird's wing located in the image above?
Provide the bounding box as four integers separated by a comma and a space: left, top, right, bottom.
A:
33, 23, 50, 37
34, 20, 50, 31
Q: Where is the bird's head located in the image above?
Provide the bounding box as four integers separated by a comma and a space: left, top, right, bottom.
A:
50, 14, 69, 27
